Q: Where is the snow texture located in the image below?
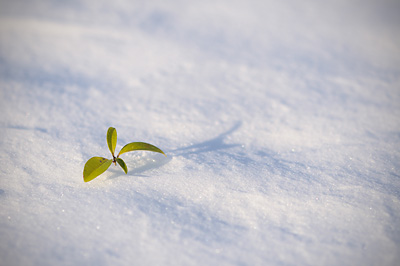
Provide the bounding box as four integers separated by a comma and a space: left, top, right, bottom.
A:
0, 0, 399, 265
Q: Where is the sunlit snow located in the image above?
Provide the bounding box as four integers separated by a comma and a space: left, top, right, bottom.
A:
0, 0, 399, 265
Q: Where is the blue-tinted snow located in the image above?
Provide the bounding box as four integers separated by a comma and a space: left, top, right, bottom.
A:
0, 0, 399, 265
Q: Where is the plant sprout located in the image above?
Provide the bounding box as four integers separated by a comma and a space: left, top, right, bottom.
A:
83, 127, 166, 182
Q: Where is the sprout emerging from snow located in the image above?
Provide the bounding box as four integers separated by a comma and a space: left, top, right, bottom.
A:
83, 127, 166, 182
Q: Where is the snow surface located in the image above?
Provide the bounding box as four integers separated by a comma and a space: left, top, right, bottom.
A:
0, 0, 400, 265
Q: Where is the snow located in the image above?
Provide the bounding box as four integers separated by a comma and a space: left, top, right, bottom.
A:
0, 0, 399, 265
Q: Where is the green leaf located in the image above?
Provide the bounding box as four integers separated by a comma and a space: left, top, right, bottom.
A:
107, 127, 117, 156
116, 158, 128, 174
118, 142, 166, 157
83, 157, 112, 182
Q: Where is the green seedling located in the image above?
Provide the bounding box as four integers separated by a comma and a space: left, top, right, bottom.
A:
83, 127, 166, 182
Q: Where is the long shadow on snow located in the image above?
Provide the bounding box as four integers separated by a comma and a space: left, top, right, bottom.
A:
169, 121, 242, 157
106, 121, 243, 179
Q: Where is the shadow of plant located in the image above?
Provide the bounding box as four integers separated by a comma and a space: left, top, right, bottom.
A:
105, 122, 243, 179
169, 121, 242, 157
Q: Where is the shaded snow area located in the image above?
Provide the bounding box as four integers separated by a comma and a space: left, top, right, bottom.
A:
1, 0, 400, 265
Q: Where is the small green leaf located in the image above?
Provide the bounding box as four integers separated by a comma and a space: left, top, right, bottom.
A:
118, 142, 166, 157
107, 127, 117, 156
116, 158, 128, 174
83, 157, 112, 182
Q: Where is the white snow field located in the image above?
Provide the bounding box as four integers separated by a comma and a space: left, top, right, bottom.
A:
1, 0, 399, 265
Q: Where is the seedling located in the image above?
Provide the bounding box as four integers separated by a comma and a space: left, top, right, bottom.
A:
83, 127, 166, 182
